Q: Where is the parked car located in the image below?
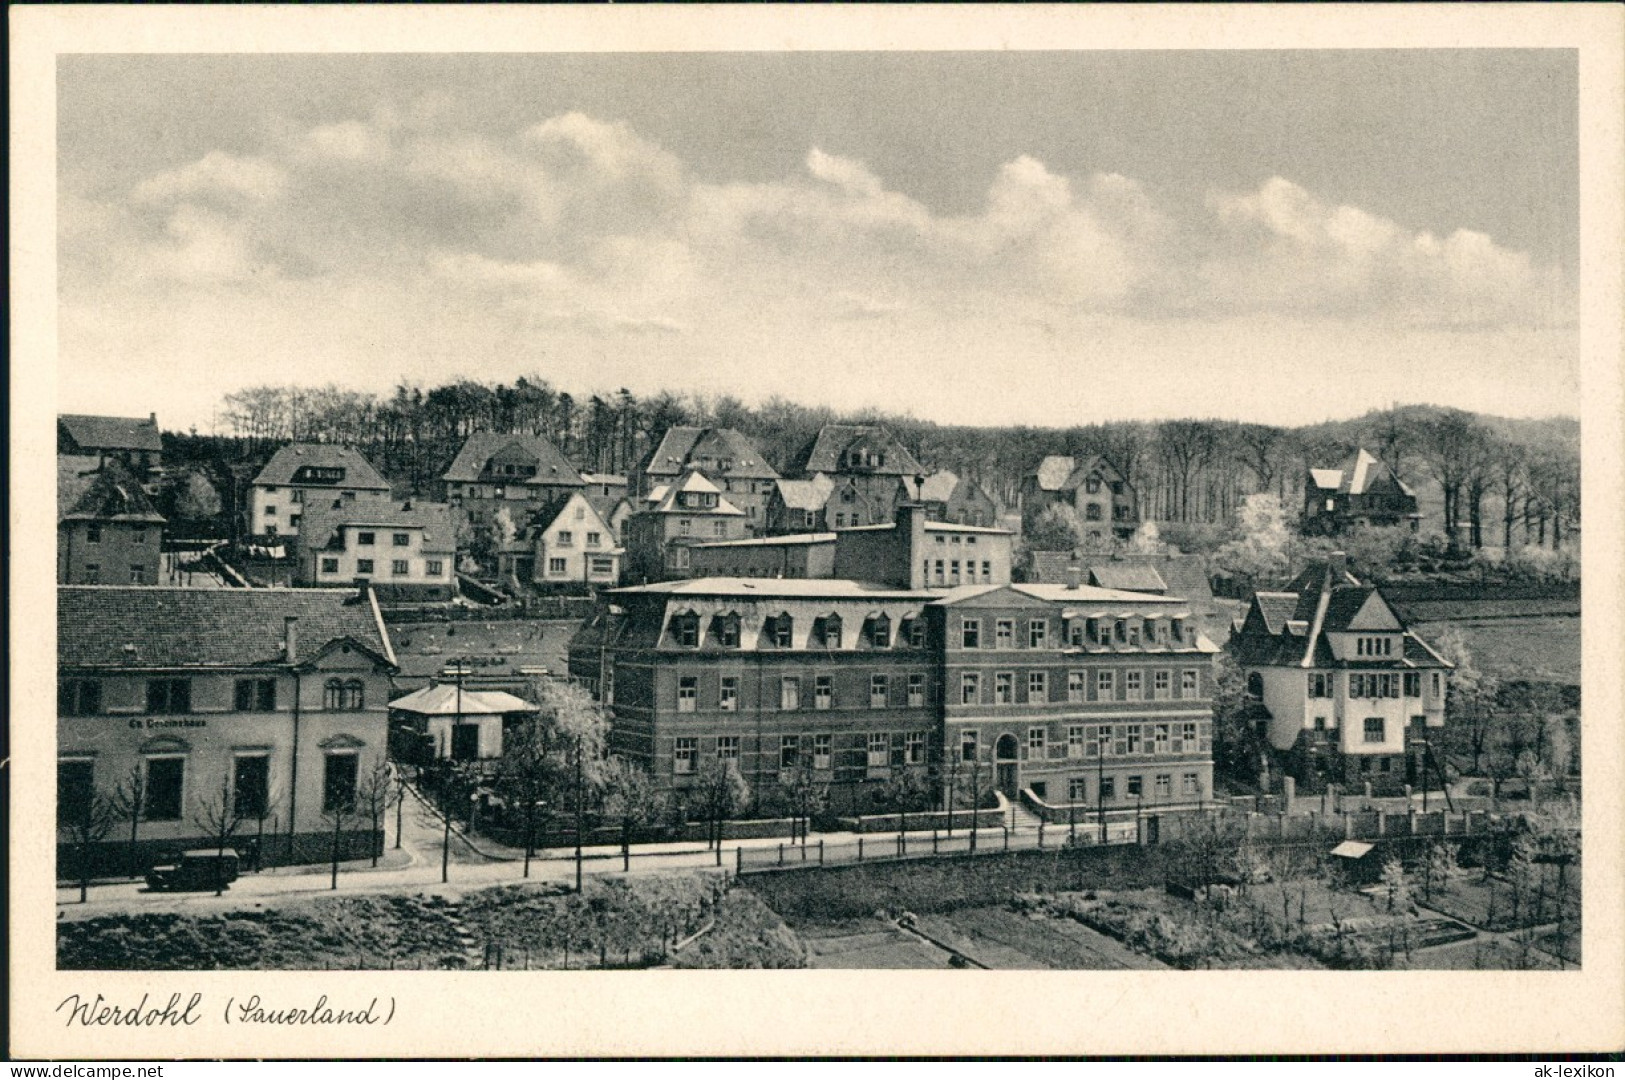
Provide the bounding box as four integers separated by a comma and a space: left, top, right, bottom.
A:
145, 849, 241, 892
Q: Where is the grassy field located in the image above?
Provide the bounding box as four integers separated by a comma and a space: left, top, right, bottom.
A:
1414, 615, 1579, 685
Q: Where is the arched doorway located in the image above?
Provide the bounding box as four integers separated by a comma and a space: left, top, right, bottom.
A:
994, 733, 1021, 798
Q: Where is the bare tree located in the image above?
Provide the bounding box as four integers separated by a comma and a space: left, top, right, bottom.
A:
354, 758, 394, 869
321, 770, 359, 892
778, 760, 830, 844
63, 786, 118, 904
110, 763, 148, 880
192, 773, 246, 897
601, 758, 666, 872
493, 715, 554, 878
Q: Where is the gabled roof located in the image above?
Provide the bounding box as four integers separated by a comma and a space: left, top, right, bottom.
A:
915, 470, 960, 504
1061, 456, 1127, 492
298, 498, 456, 555
252, 444, 390, 489
796, 424, 924, 477
58, 461, 165, 526
610, 577, 933, 600
1087, 564, 1166, 593
649, 470, 745, 516
641, 427, 778, 480
1252, 592, 1300, 635
1307, 449, 1417, 499
774, 474, 836, 512
388, 684, 535, 716
58, 586, 396, 670
528, 491, 614, 539
59, 414, 162, 454
1230, 569, 1451, 671
440, 432, 584, 487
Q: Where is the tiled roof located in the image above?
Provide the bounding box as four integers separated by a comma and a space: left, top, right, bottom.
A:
640, 428, 778, 480
693, 533, 837, 549
1032, 455, 1076, 492
774, 475, 836, 512
440, 432, 584, 486
1321, 586, 1379, 631
1087, 563, 1167, 593
610, 577, 933, 600
59, 586, 395, 670
59, 414, 162, 454
1253, 592, 1300, 635
58, 461, 165, 525
298, 498, 456, 555
916, 470, 960, 504
640, 427, 704, 477
797, 424, 924, 476
252, 444, 390, 489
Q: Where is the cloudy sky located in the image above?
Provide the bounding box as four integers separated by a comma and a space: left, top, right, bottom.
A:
57, 50, 1578, 432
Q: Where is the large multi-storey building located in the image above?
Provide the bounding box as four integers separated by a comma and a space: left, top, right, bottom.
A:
634, 427, 780, 534
569, 570, 1220, 821
440, 432, 586, 532
249, 444, 392, 540
57, 586, 397, 874
1229, 555, 1451, 794
933, 582, 1218, 812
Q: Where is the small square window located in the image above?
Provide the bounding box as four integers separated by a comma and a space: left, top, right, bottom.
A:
357, 531, 375, 545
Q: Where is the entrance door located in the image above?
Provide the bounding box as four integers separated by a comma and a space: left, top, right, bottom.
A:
452, 722, 481, 762
994, 733, 1021, 798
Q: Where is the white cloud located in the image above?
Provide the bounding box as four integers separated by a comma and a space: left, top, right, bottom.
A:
133, 150, 285, 205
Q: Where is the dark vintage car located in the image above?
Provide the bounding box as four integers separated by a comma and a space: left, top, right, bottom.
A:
145, 849, 241, 892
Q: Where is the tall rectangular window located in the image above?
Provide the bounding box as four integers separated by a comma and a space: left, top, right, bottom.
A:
995, 620, 1015, 648
233, 755, 270, 818
1124, 671, 1143, 701
146, 678, 192, 715
719, 677, 738, 712
961, 730, 979, 762
814, 676, 833, 710
813, 734, 833, 770
677, 676, 698, 713
717, 736, 740, 762
1126, 775, 1143, 798
1028, 620, 1047, 648
392, 560, 410, 576
1155, 774, 1172, 799
1364, 717, 1385, 744
145, 757, 185, 821
1153, 670, 1171, 700
674, 738, 697, 774
1028, 727, 1046, 756
1125, 726, 1142, 755
780, 677, 801, 711
960, 672, 980, 705
866, 733, 890, 771
323, 753, 359, 813
1027, 671, 1047, 702
1068, 778, 1087, 803
994, 672, 1013, 704
905, 732, 925, 765
907, 674, 925, 707
1182, 669, 1199, 698
1182, 773, 1200, 797
1068, 725, 1086, 757
780, 735, 800, 770
1068, 671, 1085, 703
1154, 723, 1170, 754
234, 678, 277, 712
961, 619, 981, 649
1097, 670, 1116, 699
870, 674, 888, 709
1404, 672, 1421, 697
57, 760, 95, 827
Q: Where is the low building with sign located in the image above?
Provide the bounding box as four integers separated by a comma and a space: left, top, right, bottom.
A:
57, 586, 398, 877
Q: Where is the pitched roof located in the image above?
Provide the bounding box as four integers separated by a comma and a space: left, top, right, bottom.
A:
640, 427, 778, 481
58, 586, 396, 670
388, 684, 535, 716
440, 432, 584, 487
1252, 592, 1301, 635
774, 475, 836, 512
693, 532, 837, 549
797, 424, 924, 476
1087, 563, 1167, 593
58, 461, 165, 525
1012, 583, 1187, 606
579, 472, 627, 487
649, 470, 745, 516
1032, 455, 1076, 492
298, 498, 456, 555
252, 444, 390, 489
59, 414, 162, 454
610, 577, 933, 600
1308, 449, 1416, 499
916, 470, 960, 504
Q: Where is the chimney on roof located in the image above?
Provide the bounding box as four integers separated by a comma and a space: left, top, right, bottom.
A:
1065, 564, 1082, 590
283, 617, 299, 664
149, 413, 157, 424
1328, 551, 1348, 583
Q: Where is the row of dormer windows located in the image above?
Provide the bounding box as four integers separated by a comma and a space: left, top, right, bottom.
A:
667, 612, 927, 650
959, 616, 1187, 650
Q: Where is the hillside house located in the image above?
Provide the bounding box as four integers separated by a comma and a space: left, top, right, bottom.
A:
1302, 448, 1422, 535
249, 444, 391, 540
634, 427, 779, 534
58, 461, 166, 586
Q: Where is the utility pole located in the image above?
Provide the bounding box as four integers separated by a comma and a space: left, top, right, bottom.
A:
574, 731, 585, 894
1097, 732, 1107, 845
